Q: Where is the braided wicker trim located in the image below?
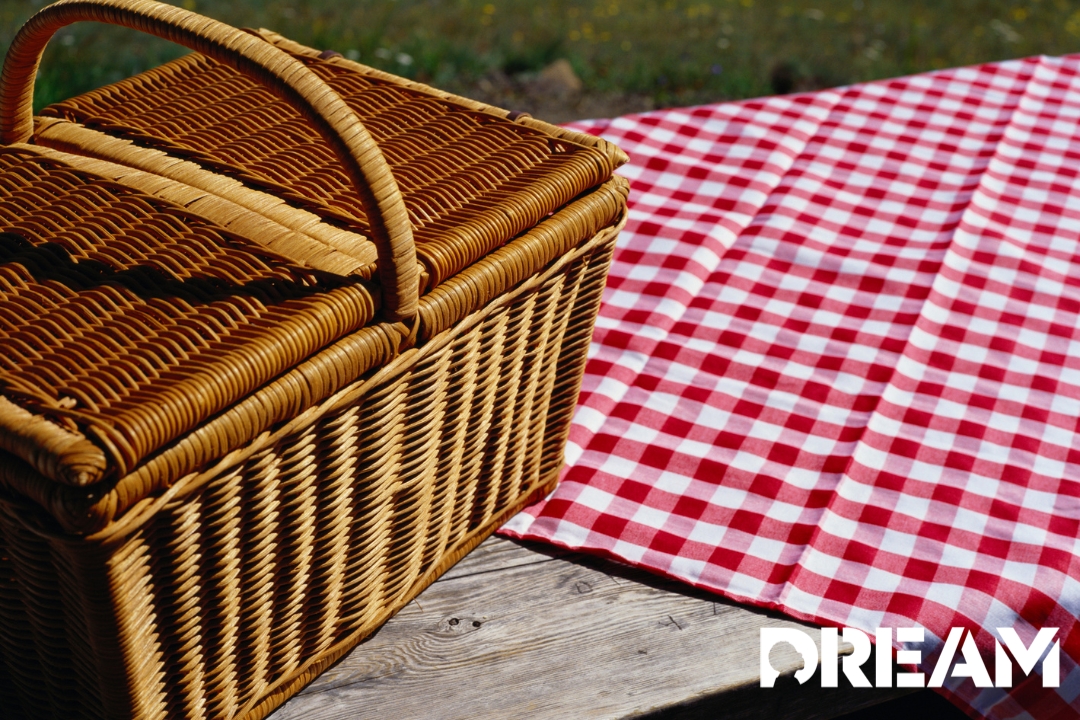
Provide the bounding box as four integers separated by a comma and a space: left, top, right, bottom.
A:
34, 117, 381, 275
30, 137, 379, 277
0, 397, 106, 486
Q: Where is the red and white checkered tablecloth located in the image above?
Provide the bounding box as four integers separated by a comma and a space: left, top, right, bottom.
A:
501, 55, 1080, 718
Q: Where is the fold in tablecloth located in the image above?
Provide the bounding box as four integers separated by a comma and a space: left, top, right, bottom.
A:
502, 55, 1080, 719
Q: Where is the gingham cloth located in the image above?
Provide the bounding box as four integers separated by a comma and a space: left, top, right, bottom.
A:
501, 55, 1080, 718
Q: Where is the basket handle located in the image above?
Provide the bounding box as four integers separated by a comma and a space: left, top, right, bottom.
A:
0, 0, 419, 322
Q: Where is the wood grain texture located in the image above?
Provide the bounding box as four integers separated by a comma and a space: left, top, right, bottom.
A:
270, 536, 912, 720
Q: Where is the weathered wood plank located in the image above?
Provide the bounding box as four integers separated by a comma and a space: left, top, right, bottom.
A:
437, 535, 573, 581
271, 536, 909, 720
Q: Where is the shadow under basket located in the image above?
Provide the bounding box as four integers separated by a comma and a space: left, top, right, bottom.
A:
0, 2, 629, 718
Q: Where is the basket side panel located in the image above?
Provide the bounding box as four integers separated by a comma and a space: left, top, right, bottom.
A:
0, 506, 130, 720
71, 230, 619, 720
538, 237, 619, 482
0, 222, 620, 720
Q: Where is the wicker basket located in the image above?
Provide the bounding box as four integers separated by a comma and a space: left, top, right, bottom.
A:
0, 2, 628, 718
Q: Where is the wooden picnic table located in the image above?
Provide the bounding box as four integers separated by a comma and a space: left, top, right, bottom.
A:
269, 536, 914, 719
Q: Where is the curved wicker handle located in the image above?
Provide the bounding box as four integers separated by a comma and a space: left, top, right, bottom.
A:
0, 0, 419, 321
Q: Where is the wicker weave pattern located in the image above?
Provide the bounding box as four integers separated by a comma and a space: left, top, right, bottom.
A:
0, 175, 626, 534
0, 147, 379, 483
42, 48, 616, 287
0, 224, 617, 720
0, 4, 629, 718
3, 0, 422, 322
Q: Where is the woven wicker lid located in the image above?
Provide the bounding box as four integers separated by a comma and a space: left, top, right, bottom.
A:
39, 33, 622, 290
0, 145, 384, 486
0, 1, 626, 492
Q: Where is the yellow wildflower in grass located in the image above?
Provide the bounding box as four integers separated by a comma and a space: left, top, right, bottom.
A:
1067, 10, 1080, 38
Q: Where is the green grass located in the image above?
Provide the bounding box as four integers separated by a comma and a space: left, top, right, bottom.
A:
3, 0, 1080, 111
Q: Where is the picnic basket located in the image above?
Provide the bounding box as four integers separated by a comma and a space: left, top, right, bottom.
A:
0, 1, 629, 718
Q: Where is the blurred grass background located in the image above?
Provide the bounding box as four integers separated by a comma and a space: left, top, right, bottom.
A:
4, 0, 1080, 117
